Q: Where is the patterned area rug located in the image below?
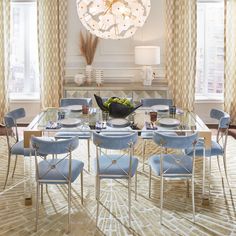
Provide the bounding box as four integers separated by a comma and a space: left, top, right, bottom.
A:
0, 136, 235, 236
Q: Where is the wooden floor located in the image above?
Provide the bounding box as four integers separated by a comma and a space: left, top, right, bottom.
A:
0, 136, 235, 236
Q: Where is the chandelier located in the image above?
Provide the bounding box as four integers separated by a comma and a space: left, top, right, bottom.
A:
76, 0, 151, 40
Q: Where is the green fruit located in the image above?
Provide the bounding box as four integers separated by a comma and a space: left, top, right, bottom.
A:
103, 101, 109, 108
108, 97, 113, 103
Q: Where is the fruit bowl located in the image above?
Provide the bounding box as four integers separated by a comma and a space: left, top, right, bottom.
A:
94, 94, 143, 118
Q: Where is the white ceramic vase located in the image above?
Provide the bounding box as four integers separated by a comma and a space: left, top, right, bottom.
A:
85, 65, 93, 85
74, 73, 85, 86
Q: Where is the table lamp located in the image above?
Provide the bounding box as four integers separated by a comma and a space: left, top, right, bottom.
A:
135, 46, 160, 85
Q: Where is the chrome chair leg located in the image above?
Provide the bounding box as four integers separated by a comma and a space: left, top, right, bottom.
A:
135, 171, 137, 200
222, 153, 231, 191
142, 140, 146, 172
217, 155, 223, 178
96, 176, 100, 227
35, 182, 40, 232
81, 171, 84, 205
3, 153, 11, 189
149, 167, 152, 198
192, 177, 195, 222
186, 179, 190, 198
67, 182, 72, 233
160, 175, 164, 225
128, 177, 132, 227
41, 184, 43, 204
202, 149, 206, 198
12, 155, 18, 178
87, 139, 90, 172
208, 157, 211, 197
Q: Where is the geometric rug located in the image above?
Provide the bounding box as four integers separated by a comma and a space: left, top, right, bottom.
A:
0, 136, 235, 236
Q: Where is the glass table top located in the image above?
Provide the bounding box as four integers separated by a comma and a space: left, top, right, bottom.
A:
28, 107, 210, 134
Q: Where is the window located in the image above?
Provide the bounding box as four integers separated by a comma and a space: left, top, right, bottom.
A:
9, 1, 39, 100
196, 1, 224, 100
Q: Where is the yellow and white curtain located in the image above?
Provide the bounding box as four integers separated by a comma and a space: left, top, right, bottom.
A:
37, 0, 68, 108
0, 0, 10, 123
224, 0, 236, 124
166, 0, 197, 111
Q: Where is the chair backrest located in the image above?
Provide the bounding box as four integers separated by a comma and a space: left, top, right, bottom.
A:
210, 108, 230, 150
4, 108, 26, 144
93, 132, 138, 150
31, 136, 79, 155
60, 98, 92, 107
140, 98, 173, 107
210, 109, 230, 129
153, 132, 198, 149
4, 108, 25, 128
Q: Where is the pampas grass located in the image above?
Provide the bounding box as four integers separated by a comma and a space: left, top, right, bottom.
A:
80, 31, 99, 65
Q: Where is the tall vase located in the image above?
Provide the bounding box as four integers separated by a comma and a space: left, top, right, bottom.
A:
85, 65, 93, 85
95, 69, 103, 86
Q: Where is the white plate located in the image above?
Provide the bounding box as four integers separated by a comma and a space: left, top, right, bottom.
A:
59, 118, 81, 127
158, 118, 180, 126
107, 118, 130, 128
66, 105, 83, 112
151, 105, 169, 112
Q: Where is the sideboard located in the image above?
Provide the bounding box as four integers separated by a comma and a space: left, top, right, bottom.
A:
64, 81, 170, 104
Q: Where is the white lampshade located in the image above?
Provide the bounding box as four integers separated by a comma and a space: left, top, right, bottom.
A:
135, 46, 160, 65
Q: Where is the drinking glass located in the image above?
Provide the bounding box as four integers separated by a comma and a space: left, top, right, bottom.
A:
149, 111, 157, 123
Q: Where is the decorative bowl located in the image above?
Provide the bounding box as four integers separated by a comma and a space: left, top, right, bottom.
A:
94, 94, 142, 118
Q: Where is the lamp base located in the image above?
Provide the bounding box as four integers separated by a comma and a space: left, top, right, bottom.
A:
142, 66, 154, 86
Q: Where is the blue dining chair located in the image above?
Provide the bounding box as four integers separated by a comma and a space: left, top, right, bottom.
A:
60, 98, 92, 107
185, 109, 231, 196
148, 132, 198, 224
31, 136, 84, 233
3, 108, 34, 189
140, 98, 173, 107
93, 132, 139, 227
57, 98, 92, 171
140, 98, 174, 171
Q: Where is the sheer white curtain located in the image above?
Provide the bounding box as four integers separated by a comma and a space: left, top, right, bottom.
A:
37, 0, 68, 108
224, 0, 236, 124
0, 0, 10, 123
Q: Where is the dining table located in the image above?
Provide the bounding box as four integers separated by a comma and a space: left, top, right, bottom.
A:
23, 106, 212, 205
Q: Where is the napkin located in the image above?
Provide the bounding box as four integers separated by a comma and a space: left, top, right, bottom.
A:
95, 121, 106, 130
46, 121, 61, 129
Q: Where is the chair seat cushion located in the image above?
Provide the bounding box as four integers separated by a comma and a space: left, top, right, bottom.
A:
11, 140, 34, 156
38, 159, 84, 184
94, 154, 139, 179
185, 139, 223, 157
149, 154, 193, 177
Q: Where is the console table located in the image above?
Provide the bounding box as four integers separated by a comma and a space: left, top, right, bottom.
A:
64, 81, 170, 104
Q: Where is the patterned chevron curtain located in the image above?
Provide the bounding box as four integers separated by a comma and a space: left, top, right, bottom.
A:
224, 0, 236, 124
37, 0, 68, 108
0, 0, 10, 123
166, 0, 197, 111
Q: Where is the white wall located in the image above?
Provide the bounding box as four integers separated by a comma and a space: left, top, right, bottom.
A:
10, 0, 223, 124
65, 0, 166, 82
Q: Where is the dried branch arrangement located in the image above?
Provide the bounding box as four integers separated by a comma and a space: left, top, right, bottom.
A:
80, 31, 99, 65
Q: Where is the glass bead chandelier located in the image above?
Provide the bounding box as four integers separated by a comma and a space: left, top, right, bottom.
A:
76, 0, 151, 40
